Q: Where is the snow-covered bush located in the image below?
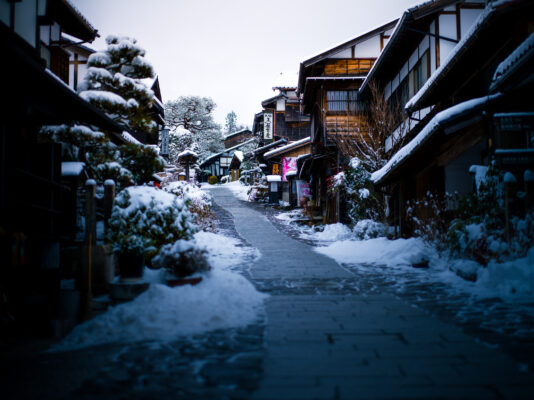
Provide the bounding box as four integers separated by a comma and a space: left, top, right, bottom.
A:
107, 186, 197, 262
406, 192, 452, 251
221, 175, 230, 184
121, 143, 164, 184
353, 219, 387, 240
152, 238, 210, 278
337, 158, 384, 225
163, 181, 214, 230
247, 181, 269, 202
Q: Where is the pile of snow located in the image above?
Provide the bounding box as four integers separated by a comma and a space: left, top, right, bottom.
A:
316, 237, 433, 267
300, 223, 353, 243
164, 181, 212, 209
52, 231, 265, 352
317, 236, 534, 301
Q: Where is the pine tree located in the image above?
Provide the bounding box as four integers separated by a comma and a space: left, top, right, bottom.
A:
79, 35, 157, 134
224, 111, 238, 134
40, 35, 162, 188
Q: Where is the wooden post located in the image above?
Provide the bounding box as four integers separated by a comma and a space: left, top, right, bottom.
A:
104, 179, 115, 233
82, 179, 96, 320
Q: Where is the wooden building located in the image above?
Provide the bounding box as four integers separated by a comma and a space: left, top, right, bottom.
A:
224, 129, 253, 149
199, 138, 257, 181
0, 0, 132, 333
365, 0, 534, 234
297, 20, 397, 222
254, 73, 311, 147
263, 137, 311, 206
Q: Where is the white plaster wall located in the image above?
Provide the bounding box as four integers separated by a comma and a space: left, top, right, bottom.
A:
331, 48, 352, 58
353, 35, 381, 57
14, 0, 37, 47
0, 1, 10, 26
460, 8, 482, 38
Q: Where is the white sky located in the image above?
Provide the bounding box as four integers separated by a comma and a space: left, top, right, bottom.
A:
71, 0, 418, 128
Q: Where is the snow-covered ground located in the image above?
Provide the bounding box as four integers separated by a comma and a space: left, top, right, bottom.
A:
204, 180, 250, 201
272, 209, 534, 339
52, 231, 265, 352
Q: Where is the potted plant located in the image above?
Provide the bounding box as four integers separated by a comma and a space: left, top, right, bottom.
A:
111, 235, 147, 281
107, 186, 198, 281
152, 238, 210, 287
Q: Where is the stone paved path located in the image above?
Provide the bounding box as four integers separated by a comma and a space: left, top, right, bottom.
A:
208, 187, 534, 400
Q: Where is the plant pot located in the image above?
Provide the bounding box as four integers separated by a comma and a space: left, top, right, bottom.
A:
117, 251, 144, 282
412, 260, 429, 268
166, 276, 203, 287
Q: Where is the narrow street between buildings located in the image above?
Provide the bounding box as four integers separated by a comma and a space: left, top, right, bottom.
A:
208, 186, 534, 400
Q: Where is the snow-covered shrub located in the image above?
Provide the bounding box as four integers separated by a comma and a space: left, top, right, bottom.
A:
221, 175, 230, 184
121, 143, 164, 184
107, 186, 197, 262
405, 192, 453, 251
152, 238, 210, 278
339, 158, 384, 225
163, 181, 214, 230
247, 182, 269, 202
353, 219, 387, 240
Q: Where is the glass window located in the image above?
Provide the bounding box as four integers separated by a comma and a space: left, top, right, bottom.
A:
327, 90, 359, 112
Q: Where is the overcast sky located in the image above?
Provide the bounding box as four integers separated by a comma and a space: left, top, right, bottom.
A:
71, 0, 418, 128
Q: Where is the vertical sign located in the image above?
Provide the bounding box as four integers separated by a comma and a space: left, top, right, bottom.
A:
263, 110, 274, 142
160, 128, 169, 156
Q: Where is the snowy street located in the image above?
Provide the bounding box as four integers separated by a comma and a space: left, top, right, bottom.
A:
1, 186, 534, 400
208, 187, 534, 399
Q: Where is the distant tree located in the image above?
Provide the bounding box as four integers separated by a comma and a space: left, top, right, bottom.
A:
164, 96, 219, 133
165, 96, 224, 163
225, 111, 238, 134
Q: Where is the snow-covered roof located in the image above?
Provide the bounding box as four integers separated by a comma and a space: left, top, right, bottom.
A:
122, 131, 142, 145
272, 71, 298, 90
178, 149, 199, 160
254, 138, 288, 155
266, 175, 282, 182
224, 128, 251, 140
200, 138, 256, 166
233, 151, 244, 162
405, 1, 522, 111
372, 94, 501, 185
61, 161, 85, 177
263, 137, 310, 159
491, 32, 534, 92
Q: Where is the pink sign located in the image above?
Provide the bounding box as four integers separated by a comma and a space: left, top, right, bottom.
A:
282, 157, 297, 182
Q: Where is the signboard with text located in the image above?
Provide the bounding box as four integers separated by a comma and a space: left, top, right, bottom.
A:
160, 128, 169, 156
263, 110, 274, 141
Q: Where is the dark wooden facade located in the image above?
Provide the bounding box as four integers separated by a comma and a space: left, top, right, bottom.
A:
367, 0, 534, 235
297, 20, 397, 222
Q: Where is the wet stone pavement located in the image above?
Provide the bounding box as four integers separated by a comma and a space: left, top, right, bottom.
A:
207, 186, 534, 400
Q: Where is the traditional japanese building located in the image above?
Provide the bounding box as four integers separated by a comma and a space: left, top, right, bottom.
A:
297, 20, 397, 222
255, 73, 311, 147
366, 0, 534, 234
0, 0, 128, 334
199, 138, 257, 181
224, 129, 253, 149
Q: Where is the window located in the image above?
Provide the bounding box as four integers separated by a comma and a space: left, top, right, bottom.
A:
408, 51, 429, 98
327, 90, 360, 112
